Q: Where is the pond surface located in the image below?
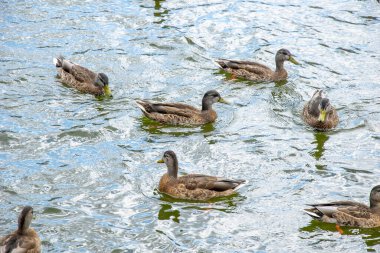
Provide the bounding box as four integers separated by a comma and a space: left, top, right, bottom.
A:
1, 0, 380, 252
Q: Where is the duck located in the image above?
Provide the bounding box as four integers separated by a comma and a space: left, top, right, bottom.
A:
303, 90, 339, 130
136, 90, 228, 126
53, 56, 112, 97
157, 150, 246, 201
304, 185, 380, 228
0, 206, 41, 253
215, 48, 299, 82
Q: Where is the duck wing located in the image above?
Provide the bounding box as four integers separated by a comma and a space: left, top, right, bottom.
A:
136, 100, 199, 118
66, 62, 97, 84
305, 201, 370, 219
151, 102, 199, 112
0, 230, 41, 253
19, 234, 41, 253
179, 174, 246, 191
0, 235, 4, 245
216, 59, 272, 75
0, 233, 18, 253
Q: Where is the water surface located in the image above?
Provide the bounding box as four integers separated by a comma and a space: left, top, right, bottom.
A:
1, 0, 380, 252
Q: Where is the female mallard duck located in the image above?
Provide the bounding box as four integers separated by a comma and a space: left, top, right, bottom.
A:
157, 150, 246, 201
0, 206, 41, 253
136, 90, 228, 126
304, 185, 380, 228
53, 56, 112, 96
215, 48, 299, 82
303, 90, 339, 130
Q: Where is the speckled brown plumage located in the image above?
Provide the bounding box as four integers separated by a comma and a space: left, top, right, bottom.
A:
157, 150, 246, 201
304, 185, 380, 228
0, 206, 41, 253
53, 56, 111, 96
215, 49, 299, 82
303, 90, 339, 130
136, 90, 227, 126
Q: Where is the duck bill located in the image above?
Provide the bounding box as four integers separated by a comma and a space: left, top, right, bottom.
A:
218, 97, 230, 104
157, 159, 164, 163
318, 110, 327, 122
103, 85, 112, 97
289, 56, 299, 65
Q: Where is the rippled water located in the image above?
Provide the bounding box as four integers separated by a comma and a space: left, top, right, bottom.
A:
1, 0, 380, 252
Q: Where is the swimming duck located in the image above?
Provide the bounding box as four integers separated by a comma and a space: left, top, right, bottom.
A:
303, 90, 339, 130
136, 90, 228, 126
53, 56, 112, 96
157, 150, 246, 201
215, 48, 299, 82
0, 206, 41, 253
304, 185, 380, 228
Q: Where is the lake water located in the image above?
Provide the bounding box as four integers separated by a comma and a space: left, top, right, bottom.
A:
1, 0, 380, 252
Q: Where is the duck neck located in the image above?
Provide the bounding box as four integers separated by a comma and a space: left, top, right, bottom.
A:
18, 216, 31, 234
202, 99, 213, 111
275, 59, 285, 72
370, 200, 380, 210
167, 160, 178, 179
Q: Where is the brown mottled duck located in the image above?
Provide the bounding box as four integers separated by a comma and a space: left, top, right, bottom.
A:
304, 185, 380, 228
53, 56, 112, 97
136, 90, 228, 126
0, 206, 41, 253
303, 90, 339, 130
157, 150, 246, 201
215, 48, 299, 82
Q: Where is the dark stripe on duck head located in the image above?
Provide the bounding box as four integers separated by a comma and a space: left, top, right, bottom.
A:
202, 90, 220, 111
320, 98, 330, 110
98, 73, 109, 86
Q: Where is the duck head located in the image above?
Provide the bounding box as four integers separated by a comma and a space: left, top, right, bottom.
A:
157, 150, 179, 178
201, 90, 229, 110
95, 73, 112, 97
370, 185, 380, 209
318, 98, 331, 122
276, 49, 299, 65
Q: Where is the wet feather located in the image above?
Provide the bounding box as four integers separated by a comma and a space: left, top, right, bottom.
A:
304, 186, 380, 228
0, 206, 41, 253
303, 90, 339, 130
157, 150, 247, 201
136, 90, 227, 126
53, 56, 110, 96
215, 49, 299, 82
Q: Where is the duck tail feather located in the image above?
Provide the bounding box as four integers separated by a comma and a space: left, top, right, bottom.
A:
303, 209, 322, 219
311, 90, 320, 99
234, 179, 248, 191
53, 55, 64, 67
214, 59, 228, 68
135, 100, 148, 114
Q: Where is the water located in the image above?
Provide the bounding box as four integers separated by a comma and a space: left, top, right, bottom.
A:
0, 0, 379, 252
